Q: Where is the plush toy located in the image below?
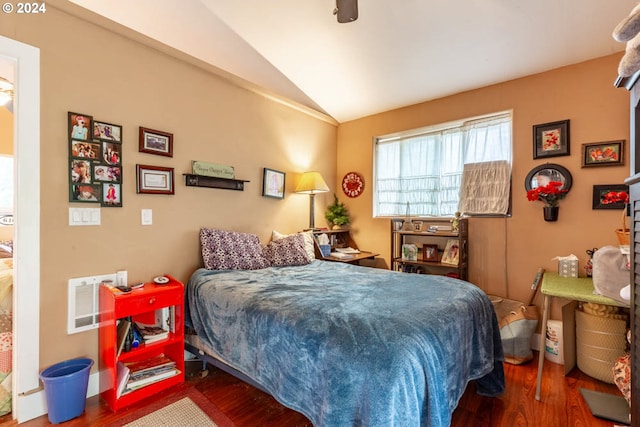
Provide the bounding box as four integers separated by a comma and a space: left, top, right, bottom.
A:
614, 3, 640, 76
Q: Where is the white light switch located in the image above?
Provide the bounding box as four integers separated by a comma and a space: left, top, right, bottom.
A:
141, 209, 152, 225
69, 208, 100, 226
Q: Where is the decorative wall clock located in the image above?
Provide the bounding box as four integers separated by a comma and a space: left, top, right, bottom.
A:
342, 172, 364, 198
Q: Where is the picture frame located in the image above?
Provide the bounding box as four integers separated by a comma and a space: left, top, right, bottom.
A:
68, 111, 93, 142
139, 127, 173, 157
441, 239, 460, 265
70, 184, 100, 203
101, 182, 122, 207
262, 168, 285, 199
70, 140, 101, 160
422, 244, 439, 262
592, 184, 629, 210
70, 159, 93, 185
524, 163, 572, 192
581, 140, 624, 168
401, 243, 418, 261
93, 164, 121, 183
102, 142, 121, 166
412, 220, 423, 231
136, 164, 175, 195
93, 120, 122, 142
533, 119, 570, 159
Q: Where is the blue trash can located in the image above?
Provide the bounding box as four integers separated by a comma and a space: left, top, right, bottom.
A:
39, 358, 93, 424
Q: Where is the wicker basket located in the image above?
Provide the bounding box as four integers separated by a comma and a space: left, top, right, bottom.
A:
616, 208, 630, 246
575, 309, 627, 384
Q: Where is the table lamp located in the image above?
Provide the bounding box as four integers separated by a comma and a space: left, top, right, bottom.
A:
295, 171, 329, 230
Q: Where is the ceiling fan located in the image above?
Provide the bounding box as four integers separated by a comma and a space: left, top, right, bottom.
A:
333, 0, 358, 23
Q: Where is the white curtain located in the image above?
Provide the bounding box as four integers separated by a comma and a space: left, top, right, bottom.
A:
374, 112, 511, 217
458, 161, 511, 215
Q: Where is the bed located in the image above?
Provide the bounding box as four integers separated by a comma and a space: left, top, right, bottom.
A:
184, 229, 504, 427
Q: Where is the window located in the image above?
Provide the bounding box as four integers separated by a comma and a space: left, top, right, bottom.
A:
373, 112, 512, 217
0, 155, 12, 215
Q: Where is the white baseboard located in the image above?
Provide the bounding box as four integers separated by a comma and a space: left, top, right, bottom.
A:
16, 371, 99, 423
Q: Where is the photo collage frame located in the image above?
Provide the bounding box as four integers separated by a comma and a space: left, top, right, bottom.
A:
68, 112, 123, 207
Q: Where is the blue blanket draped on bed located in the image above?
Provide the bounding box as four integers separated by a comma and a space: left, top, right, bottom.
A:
185, 260, 504, 427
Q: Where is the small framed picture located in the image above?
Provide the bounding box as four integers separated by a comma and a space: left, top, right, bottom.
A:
262, 168, 285, 199
412, 221, 423, 231
422, 244, 439, 262
533, 119, 570, 159
139, 127, 173, 157
592, 184, 629, 210
68, 112, 93, 141
401, 243, 418, 261
92, 164, 121, 183
581, 140, 624, 168
102, 142, 121, 165
102, 182, 122, 207
136, 164, 175, 195
70, 159, 93, 184
93, 120, 122, 142
70, 184, 100, 203
70, 140, 101, 160
441, 239, 460, 265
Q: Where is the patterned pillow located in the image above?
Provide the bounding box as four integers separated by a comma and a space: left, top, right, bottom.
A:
264, 233, 312, 267
200, 228, 269, 270
271, 230, 315, 260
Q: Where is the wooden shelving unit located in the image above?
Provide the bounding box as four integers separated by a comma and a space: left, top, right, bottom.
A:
183, 174, 249, 191
99, 276, 184, 411
390, 218, 468, 280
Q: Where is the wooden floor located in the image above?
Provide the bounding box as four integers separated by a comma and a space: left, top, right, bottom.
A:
0, 353, 626, 427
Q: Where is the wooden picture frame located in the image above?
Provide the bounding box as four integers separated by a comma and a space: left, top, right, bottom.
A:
136, 164, 175, 195
93, 120, 122, 142
422, 244, 438, 262
592, 184, 629, 210
533, 119, 570, 159
581, 140, 624, 168
412, 221, 423, 231
139, 127, 173, 157
262, 168, 285, 199
441, 239, 460, 265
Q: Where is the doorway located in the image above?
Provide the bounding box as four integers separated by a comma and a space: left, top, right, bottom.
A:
0, 35, 41, 423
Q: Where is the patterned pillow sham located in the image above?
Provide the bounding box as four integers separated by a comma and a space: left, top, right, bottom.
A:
271, 230, 315, 260
264, 233, 312, 267
200, 228, 269, 270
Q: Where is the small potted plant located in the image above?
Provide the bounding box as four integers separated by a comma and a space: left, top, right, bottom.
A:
325, 194, 350, 229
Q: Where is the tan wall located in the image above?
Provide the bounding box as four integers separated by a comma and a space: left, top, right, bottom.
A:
336, 54, 630, 318
1, 7, 337, 371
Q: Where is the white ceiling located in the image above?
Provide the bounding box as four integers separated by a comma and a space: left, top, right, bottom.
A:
69, 0, 638, 123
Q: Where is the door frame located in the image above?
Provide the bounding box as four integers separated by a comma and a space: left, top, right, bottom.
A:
0, 35, 41, 422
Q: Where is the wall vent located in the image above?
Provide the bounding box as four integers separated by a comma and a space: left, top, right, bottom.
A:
67, 273, 115, 334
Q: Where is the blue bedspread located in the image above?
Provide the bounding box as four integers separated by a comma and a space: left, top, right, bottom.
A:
185, 260, 504, 427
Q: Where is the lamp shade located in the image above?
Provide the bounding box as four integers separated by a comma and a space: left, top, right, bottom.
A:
295, 172, 329, 194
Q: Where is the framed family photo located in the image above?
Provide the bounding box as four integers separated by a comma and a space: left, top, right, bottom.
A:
102, 182, 122, 207
139, 127, 173, 157
93, 120, 122, 142
136, 164, 175, 195
422, 244, 439, 262
70, 184, 100, 203
68, 112, 93, 141
533, 119, 570, 159
262, 168, 285, 199
581, 140, 624, 168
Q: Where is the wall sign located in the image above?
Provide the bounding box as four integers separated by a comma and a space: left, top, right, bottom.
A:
342, 172, 364, 198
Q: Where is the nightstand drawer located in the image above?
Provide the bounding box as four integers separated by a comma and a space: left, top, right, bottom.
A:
115, 291, 180, 317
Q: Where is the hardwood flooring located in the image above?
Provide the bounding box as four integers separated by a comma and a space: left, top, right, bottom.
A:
0, 353, 626, 426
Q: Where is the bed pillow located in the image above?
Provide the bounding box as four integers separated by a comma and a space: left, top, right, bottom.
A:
200, 228, 270, 270
264, 233, 312, 267
271, 230, 315, 260
0, 242, 11, 260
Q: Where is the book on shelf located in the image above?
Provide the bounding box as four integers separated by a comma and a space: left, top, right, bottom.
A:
134, 322, 169, 343
116, 318, 131, 357
123, 368, 180, 393
116, 362, 130, 399
125, 354, 175, 376
427, 225, 453, 233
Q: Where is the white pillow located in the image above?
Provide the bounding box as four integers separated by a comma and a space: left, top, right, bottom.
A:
271, 230, 315, 260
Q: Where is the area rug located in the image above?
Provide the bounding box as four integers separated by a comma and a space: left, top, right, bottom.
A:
114, 385, 235, 427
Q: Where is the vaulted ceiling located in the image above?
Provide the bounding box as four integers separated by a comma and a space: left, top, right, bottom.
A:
69, 0, 637, 123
